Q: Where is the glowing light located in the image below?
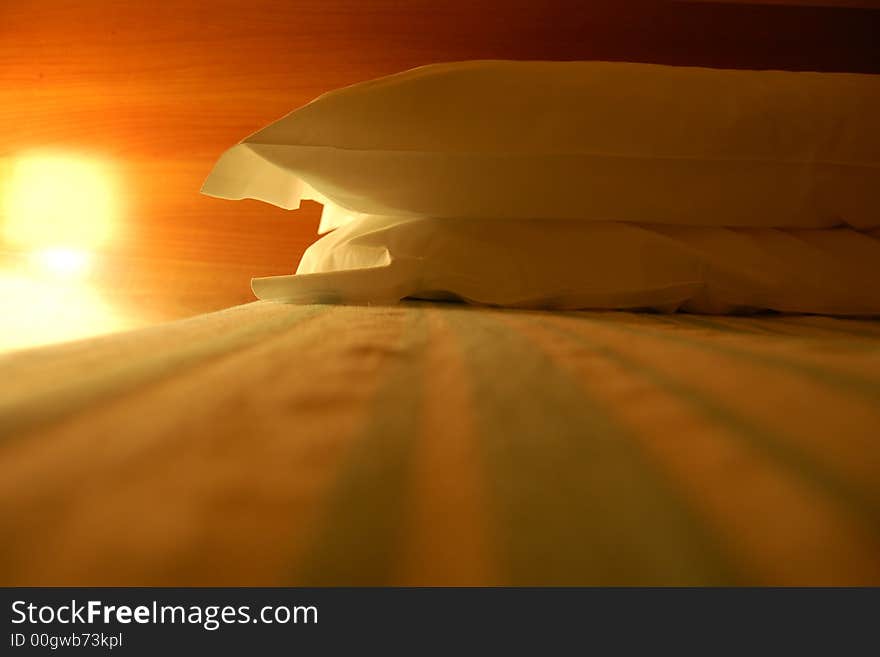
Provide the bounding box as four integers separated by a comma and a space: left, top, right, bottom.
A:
0, 271, 132, 351
29, 247, 91, 277
2, 153, 118, 250
0, 152, 132, 351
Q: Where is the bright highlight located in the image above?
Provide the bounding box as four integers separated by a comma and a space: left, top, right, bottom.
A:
0, 152, 130, 351
0, 272, 130, 351
3, 154, 118, 250
29, 247, 91, 277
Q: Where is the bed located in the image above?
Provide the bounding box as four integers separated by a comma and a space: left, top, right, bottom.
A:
4, 1, 879, 590
2, 300, 878, 585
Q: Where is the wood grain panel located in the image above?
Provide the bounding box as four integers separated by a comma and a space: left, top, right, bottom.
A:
1, 0, 877, 346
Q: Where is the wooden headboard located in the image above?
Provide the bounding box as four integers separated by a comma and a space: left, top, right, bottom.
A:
1, 0, 877, 342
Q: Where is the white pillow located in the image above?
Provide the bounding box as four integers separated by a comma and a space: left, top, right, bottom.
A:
251, 215, 880, 315
203, 60, 880, 229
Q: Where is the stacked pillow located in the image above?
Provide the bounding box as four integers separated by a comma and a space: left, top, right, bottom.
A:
202, 60, 880, 314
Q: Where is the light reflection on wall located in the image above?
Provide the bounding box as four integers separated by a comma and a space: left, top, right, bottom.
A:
0, 267, 132, 352
3, 154, 118, 250
0, 153, 132, 351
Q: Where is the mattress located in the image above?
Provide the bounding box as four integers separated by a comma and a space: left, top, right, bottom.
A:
1, 301, 879, 585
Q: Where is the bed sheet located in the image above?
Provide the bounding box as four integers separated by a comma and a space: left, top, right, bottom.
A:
1, 301, 878, 585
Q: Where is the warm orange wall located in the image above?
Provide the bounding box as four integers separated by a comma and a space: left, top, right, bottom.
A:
1, 0, 877, 323
688, 1, 880, 7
